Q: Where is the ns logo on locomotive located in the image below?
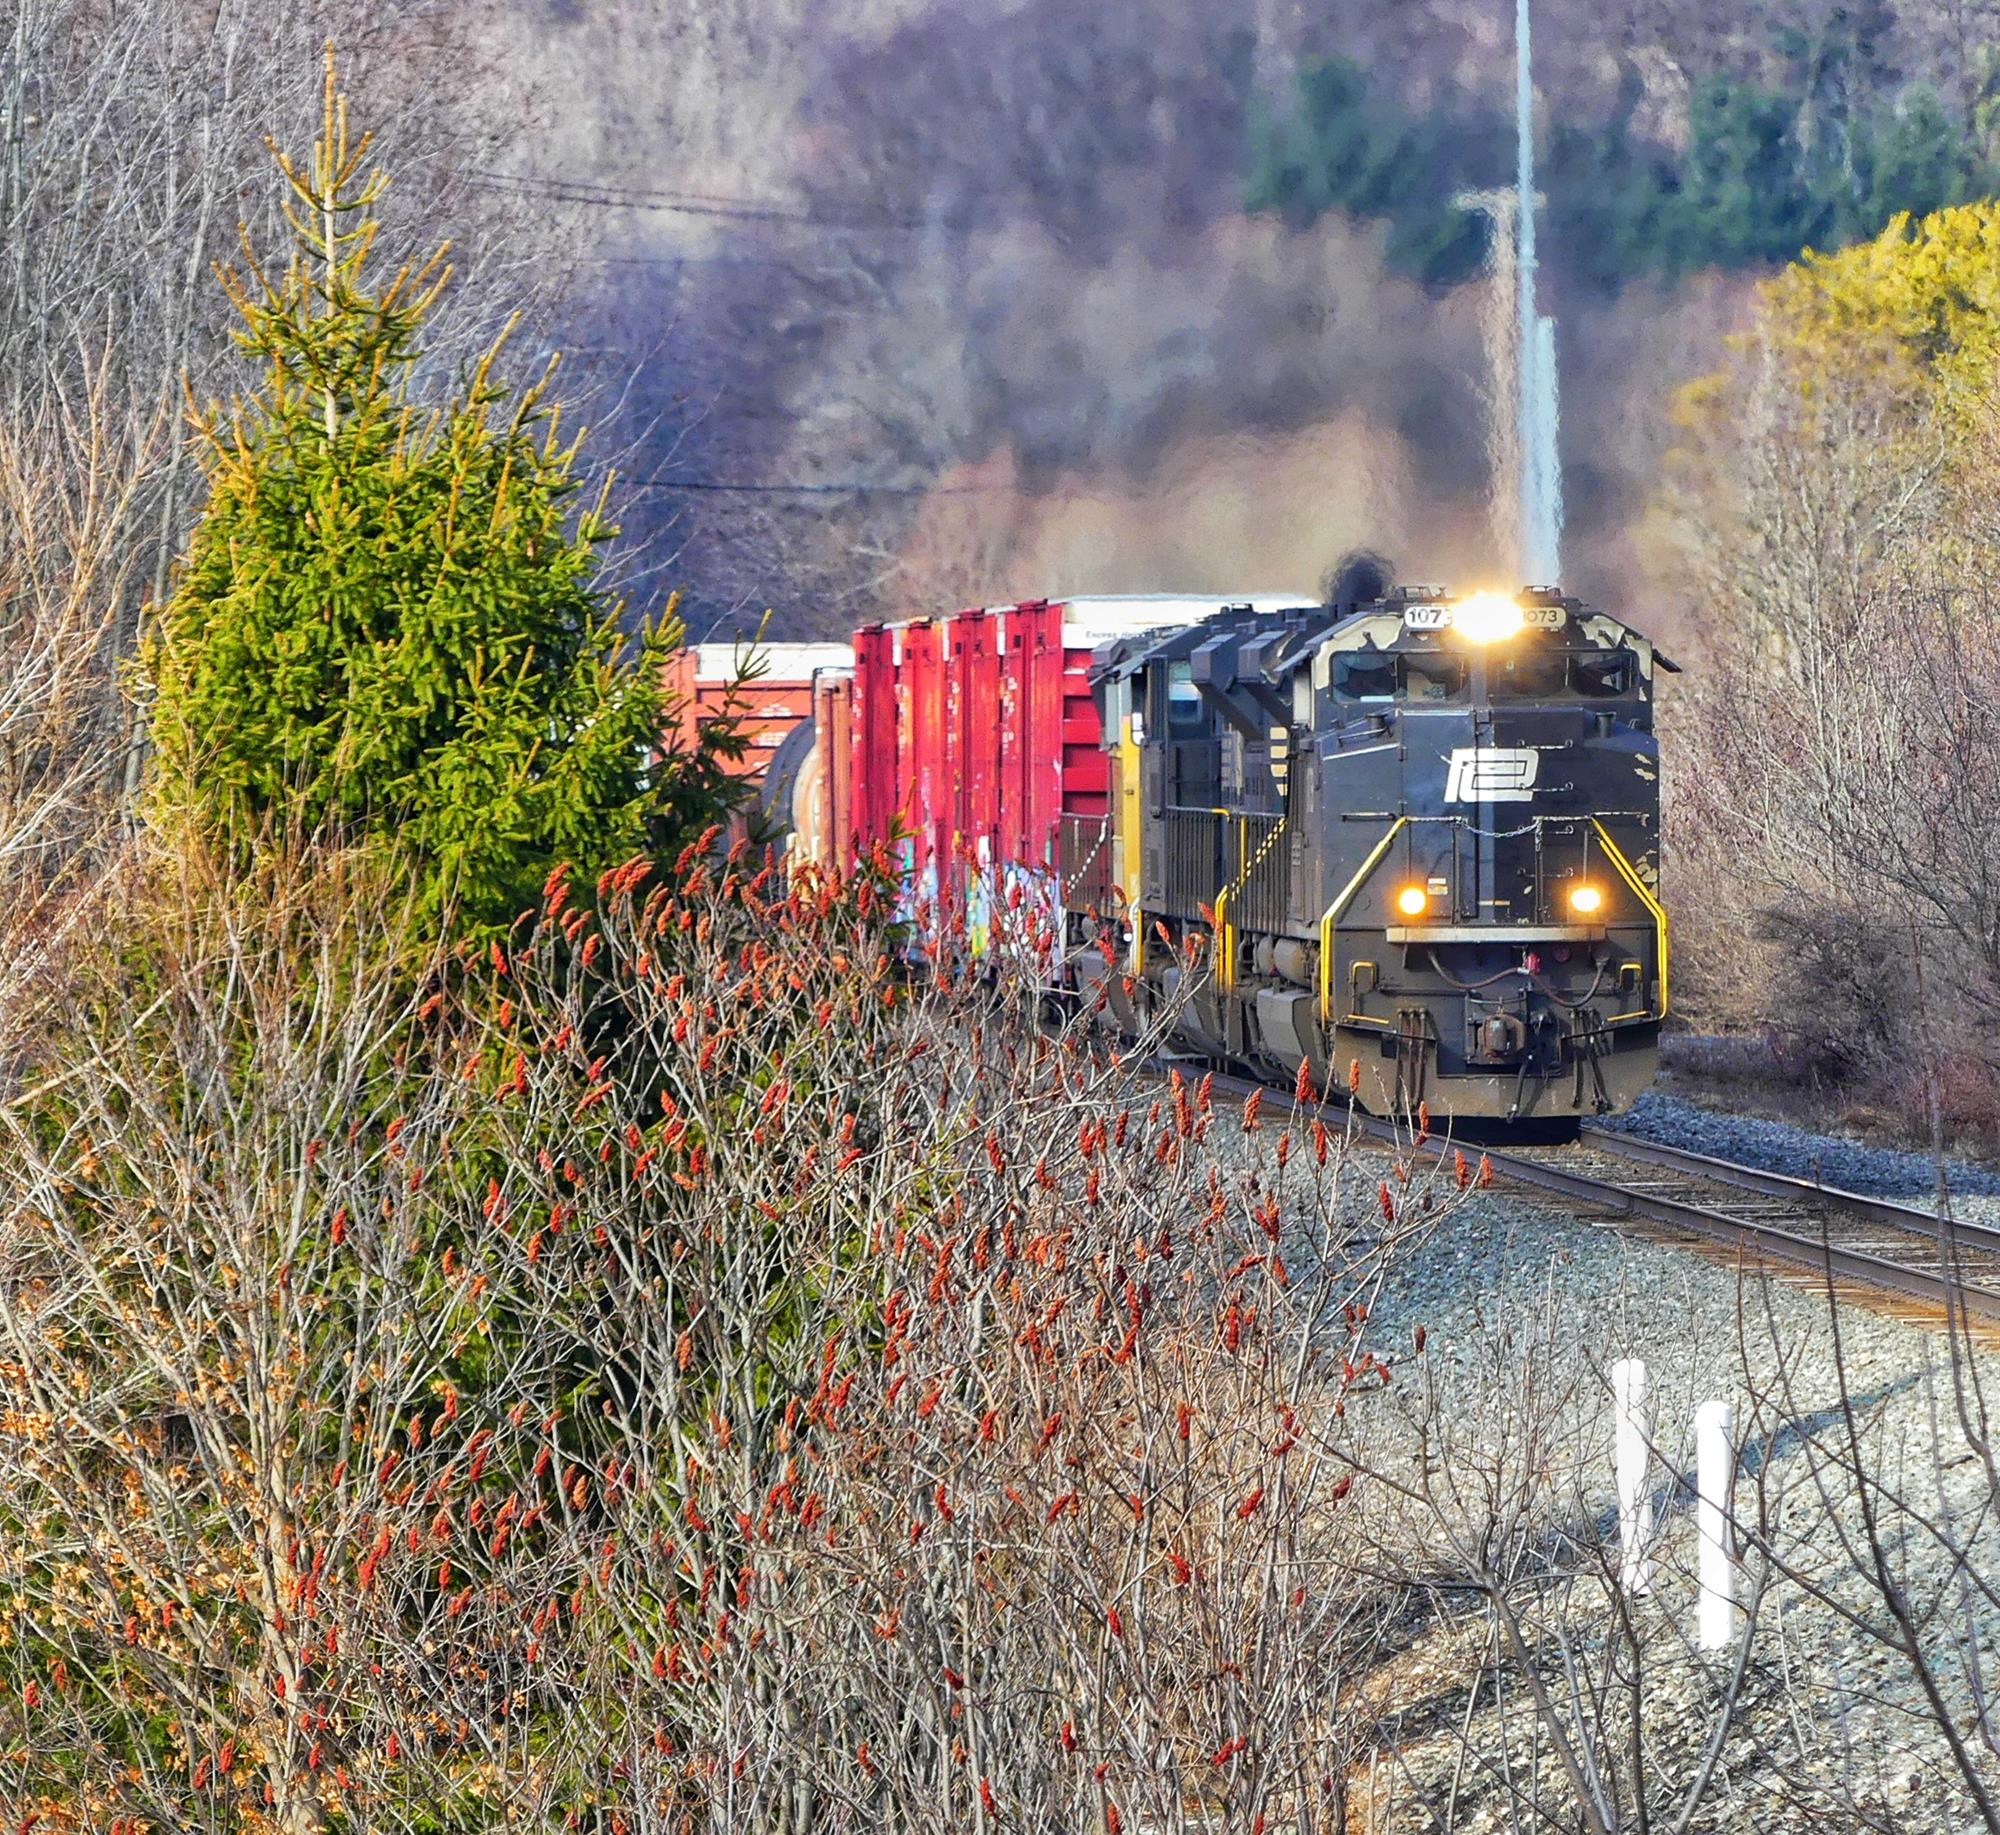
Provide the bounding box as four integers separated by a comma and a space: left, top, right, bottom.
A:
1068, 583, 1670, 1123
753, 579, 1670, 1127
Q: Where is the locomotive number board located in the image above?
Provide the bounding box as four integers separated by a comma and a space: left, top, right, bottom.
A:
1399, 602, 1569, 632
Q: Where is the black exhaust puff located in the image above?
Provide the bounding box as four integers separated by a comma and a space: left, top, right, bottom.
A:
1322, 550, 1394, 611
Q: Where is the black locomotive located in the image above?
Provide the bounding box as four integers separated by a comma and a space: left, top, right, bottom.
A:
1067, 583, 1670, 1122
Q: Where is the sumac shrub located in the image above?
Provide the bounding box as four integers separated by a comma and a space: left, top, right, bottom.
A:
0, 835, 1465, 1831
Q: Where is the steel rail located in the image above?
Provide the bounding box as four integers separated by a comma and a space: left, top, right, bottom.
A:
1196, 1072, 2000, 1326
1575, 1122, 2000, 1257
1458, 1134, 2000, 1324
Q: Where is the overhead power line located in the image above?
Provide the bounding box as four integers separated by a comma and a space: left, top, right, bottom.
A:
463, 168, 940, 233
629, 476, 1001, 497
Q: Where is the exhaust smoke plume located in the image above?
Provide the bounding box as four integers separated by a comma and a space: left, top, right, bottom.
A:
1324, 548, 1395, 609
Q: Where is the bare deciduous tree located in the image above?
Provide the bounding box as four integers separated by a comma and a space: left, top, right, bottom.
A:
0, 358, 156, 1050
1660, 278, 2000, 1118
0, 833, 1485, 1829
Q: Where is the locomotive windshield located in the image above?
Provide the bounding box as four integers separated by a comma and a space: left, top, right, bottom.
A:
1401, 654, 1464, 701
1333, 642, 1645, 702
1481, 649, 1646, 698
1491, 650, 1568, 698
1333, 652, 1468, 701
1332, 653, 1396, 701
1572, 649, 1638, 697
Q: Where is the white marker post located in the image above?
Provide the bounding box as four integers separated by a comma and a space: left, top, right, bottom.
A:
1611, 1358, 1653, 1596
1695, 1399, 1740, 1651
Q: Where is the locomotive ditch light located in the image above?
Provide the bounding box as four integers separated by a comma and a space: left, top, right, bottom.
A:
1395, 885, 1430, 919
1452, 591, 1526, 644
1567, 883, 1604, 916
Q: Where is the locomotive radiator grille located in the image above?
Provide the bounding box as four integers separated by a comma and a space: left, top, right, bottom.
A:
1159, 808, 1225, 924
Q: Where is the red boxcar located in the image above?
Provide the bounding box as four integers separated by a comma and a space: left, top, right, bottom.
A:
797, 599, 1277, 923
660, 642, 854, 856
683, 603, 1300, 927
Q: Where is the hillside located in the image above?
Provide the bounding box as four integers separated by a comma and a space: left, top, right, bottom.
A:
495, 0, 1999, 642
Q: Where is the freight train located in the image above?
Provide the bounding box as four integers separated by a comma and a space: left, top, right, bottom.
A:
693, 582, 1669, 1124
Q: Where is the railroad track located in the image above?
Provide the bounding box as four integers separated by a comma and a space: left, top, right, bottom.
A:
1469, 1122, 2000, 1324
1204, 1070, 2000, 1325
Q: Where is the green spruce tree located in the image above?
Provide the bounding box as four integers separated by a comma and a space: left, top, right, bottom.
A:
145, 54, 737, 935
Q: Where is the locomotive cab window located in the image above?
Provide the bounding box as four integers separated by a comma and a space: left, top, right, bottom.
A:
1571, 649, 1638, 698
1491, 650, 1568, 698
1148, 662, 1207, 734
1333, 653, 1397, 702
1400, 654, 1464, 701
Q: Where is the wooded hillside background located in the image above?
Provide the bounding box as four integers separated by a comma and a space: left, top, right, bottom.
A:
493, 0, 2000, 641
9, 0, 1994, 645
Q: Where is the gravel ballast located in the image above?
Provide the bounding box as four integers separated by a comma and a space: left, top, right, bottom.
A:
1602, 1087, 2000, 1201
1232, 1091, 2000, 1833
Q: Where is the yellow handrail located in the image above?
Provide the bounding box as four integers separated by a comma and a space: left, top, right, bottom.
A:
1317, 817, 1408, 1022
1590, 818, 1669, 1020
1216, 814, 1288, 995
1118, 712, 1144, 974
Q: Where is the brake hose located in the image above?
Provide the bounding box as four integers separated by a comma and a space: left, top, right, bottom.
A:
1423, 948, 1610, 1009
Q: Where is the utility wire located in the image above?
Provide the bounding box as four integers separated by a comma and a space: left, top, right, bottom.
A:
580, 250, 832, 268
473, 173, 997, 502
628, 476, 1002, 496
463, 167, 941, 232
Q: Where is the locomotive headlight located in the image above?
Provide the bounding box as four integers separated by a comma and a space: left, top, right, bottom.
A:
1568, 883, 1604, 916
1452, 591, 1526, 643
1395, 885, 1430, 918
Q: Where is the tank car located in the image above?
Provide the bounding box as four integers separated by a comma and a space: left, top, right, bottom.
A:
1069, 585, 1668, 1120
